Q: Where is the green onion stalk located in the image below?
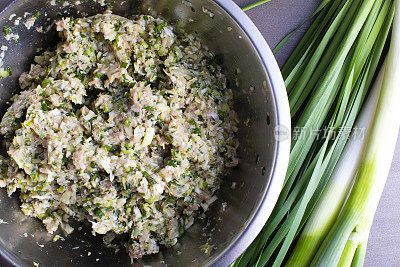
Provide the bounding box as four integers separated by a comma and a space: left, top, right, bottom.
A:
234, 0, 397, 266
310, 0, 400, 264
242, 0, 272, 12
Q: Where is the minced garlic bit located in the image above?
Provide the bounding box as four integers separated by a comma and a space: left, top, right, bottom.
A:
14, 17, 22, 26
24, 13, 40, 30
0, 14, 238, 260
53, 234, 63, 242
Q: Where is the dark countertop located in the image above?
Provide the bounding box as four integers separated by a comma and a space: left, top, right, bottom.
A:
233, 0, 400, 266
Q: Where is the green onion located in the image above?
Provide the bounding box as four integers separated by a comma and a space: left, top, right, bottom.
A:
287, 64, 386, 267
106, 206, 113, 212
0, 67, 12, 78
242, 0, 272, 12
41, 99, 52, 111
42, 79, 51, 87
155, 22, 166, 32
165, 134, 173, 143
143, 106, 154, 111
104, 145, 116, 152
2, 27, 10, 35
311, 2, 400, 264
37, 190, 47, 196
125, 117, 131, 127
90, 162, 98, 169
192, 82, 200, 88
94, 207, 105, 218
192, 128, 201, 135
166, 160, 180, 167
57, 186, 64, 193
6, 67, 12, 76
143, 171, 157, 185
234, 0, 395, 266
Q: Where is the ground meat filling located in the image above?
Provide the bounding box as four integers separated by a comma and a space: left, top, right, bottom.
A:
0, 13, 238, 259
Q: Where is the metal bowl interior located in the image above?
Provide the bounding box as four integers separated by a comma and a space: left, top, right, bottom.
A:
0, 0, 290, 266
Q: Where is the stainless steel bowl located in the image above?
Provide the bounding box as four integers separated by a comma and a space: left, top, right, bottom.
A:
0, 0, 290, 266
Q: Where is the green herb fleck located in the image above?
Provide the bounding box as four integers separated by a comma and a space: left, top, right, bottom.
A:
57, 186, 64, 193
143, 171, 157, 185
42, 79, 51, 87
90, 162, 98, 169
3, 27, 10, 35
192, 128, 201, 135
0, 66, 12, 78
125, 117, 131, 127
37, 190, 47, 196
166, 134, 173, 143
179, 225, 185, 236
6, 66, 12, 76
166, 160, 180, 167
114, 21, 123, 31
41, 99, 51, 111
94, 208, 105, 218
104, 145, 116, 153
218, 110, 227, 120
143, 106, 154, 111
155, 22, 166, 33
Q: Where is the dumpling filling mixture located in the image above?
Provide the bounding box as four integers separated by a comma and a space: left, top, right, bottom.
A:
0, 13, 238, 259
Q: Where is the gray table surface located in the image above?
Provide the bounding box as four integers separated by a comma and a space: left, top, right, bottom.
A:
233, 0, 400, 266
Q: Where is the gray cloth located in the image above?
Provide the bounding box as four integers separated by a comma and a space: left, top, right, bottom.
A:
233, 0, 400, 266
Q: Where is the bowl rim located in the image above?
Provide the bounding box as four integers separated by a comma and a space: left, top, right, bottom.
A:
0, 0, 291, 266
209, 0, 291, 266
